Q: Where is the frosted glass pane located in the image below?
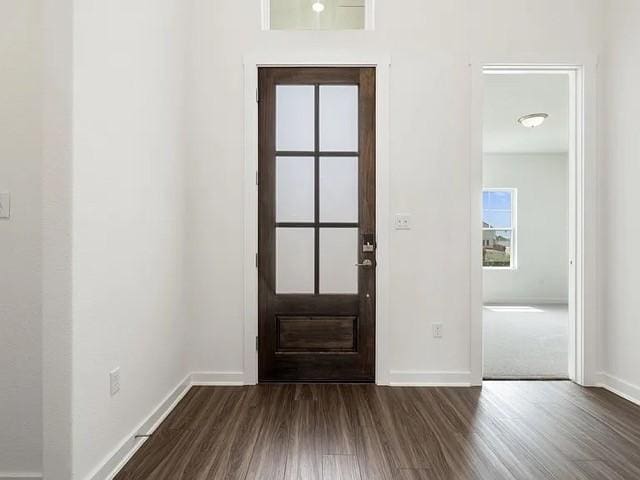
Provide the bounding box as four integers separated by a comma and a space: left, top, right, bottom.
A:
320, 156, 358, 223
277, 157, 315, 222
276, 228, 315, 294
320, 86, 358, 152
319, 228, 358, 294
277, 85, 315, 151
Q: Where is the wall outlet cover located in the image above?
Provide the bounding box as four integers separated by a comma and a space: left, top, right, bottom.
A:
0, 192, 10, 219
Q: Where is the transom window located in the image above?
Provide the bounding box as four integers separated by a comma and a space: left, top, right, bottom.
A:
264, 0, 373, 31
482, 189, 517, 269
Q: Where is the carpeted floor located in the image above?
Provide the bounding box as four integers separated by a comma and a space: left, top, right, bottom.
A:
483, 304, 569, 379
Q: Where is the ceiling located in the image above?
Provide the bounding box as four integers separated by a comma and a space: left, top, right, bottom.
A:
483, 73, 570, 154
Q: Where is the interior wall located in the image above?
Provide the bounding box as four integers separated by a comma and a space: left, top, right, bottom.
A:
185, 0, 604, 384
71, 1, 190, 478
24, 0, 640, 475
0, 0, 43, 475
483, 154, 569, 304
601, 0, 640, 398
31, 0, 618, 476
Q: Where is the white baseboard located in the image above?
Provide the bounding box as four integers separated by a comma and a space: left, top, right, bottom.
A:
0, 474, 42, 480
388, 370, 472, 387
87, 371, 245, 479
190, 371, 245, 386
597, 372, 640, 406
87, 374, 193, 480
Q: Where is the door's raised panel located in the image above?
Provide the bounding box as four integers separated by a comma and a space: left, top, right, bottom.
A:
277, 316, 357, 352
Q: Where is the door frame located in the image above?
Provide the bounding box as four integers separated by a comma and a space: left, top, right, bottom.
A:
470, 60, 598, 386
243, 54, 391, 385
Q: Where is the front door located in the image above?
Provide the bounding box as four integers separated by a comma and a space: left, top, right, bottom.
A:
258, 67, 376, 382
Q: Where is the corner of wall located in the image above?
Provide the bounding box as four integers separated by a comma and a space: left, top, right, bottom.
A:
597, 373, 640, 406
42, 0, 74, 477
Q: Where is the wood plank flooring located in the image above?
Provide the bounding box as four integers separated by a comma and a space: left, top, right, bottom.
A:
114, 382, 640, 480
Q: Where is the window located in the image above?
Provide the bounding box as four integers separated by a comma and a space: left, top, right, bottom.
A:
483, 189, 516, 269
264, 0, 373, 31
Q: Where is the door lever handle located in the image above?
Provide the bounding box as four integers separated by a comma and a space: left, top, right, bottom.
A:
355, 259, 374, 268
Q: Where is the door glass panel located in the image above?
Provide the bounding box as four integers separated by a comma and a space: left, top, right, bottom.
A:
320, 156, 358, 223
319, 86, 358, 152
277, 85, 315, 151
276, 228, 315, 294
277, 156, 315, 222
319, 228, 358, 294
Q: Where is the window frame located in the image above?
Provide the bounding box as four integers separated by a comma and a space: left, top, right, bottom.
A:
482, 187, 518, 270
262, 0, 375, 31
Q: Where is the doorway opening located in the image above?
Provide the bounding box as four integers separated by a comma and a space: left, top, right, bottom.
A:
481, 69, 578, 380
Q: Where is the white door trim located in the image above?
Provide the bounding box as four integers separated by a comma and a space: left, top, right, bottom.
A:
242, 53, 391, 385
470, 60, 598, 386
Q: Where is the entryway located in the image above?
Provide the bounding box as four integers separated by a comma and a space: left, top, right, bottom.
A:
481, 69, 576, 380
257, 67, 376, 382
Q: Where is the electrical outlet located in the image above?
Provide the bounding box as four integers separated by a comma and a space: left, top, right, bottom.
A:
110, 367, 121, 396
0, 192, 10, 219
432, 323, 443, 339
394, 213, 411, 230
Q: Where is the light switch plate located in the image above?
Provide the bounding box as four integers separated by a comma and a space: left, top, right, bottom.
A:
394, 213, 411, 230
0, 192, 10, 219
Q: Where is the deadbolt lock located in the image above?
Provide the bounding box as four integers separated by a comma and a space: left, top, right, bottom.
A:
362, 233, 376, 253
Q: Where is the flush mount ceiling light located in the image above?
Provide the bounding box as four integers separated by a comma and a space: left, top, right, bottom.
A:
517, 113, 549, 128
312, 1, 325, 12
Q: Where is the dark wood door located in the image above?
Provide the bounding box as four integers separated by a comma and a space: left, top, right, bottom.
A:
258, 67, 376, 382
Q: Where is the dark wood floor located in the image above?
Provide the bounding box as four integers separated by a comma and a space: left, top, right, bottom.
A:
115, 381, 640, 480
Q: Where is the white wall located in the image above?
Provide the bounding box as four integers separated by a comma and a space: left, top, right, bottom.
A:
600, 0, 640, 400
483, 154, 569, 304
0, 0, 43, 475
71, 1, 190, 478
185, 0, 604, 384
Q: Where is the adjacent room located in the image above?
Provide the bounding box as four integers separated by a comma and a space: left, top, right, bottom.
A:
2, 1, 640, 479
482, 72, 571, 379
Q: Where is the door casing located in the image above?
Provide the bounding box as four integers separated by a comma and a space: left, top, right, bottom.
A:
242, 55, 392, 386
470, 61, 597, 386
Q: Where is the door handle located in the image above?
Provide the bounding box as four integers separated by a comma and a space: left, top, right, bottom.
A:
355, 259, 374, 268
